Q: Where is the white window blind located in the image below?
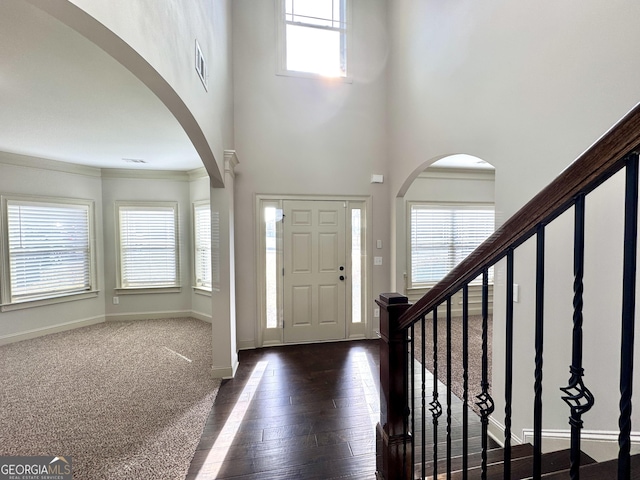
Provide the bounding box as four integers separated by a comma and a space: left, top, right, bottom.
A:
410, 204, 494, 286
118, 204, 179, 289
211, 211, 220, 290
194, 203, 211, 290
6, 200, 92, 302
282, 0, 348, 77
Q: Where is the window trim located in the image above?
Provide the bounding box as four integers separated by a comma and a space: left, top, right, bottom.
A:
256, 194, 371, 347
0, 194, 98, 311
275, 0, 353, 82
193, 200, 212, 293
407, 201, 495, 289
115, 201, 181, 295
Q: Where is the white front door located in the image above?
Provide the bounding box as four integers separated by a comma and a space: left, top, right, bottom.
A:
283, 200, 347, 343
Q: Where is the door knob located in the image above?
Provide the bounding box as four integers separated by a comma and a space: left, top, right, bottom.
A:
339, 275, 345, 281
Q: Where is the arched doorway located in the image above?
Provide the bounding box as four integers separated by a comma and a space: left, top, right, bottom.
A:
393, 153, 497, 415
394, 154, 496, 296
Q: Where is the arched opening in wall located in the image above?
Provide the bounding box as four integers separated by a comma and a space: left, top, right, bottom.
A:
395, 153, 496, 413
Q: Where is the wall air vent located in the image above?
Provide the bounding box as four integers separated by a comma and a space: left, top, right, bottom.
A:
195, 40, 208, 91
123, 158, 147, 164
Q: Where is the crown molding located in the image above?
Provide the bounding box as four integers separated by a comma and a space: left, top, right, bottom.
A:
100, 168, 190, 181
188, 167, 209, 181
0, 151, 102, 178
417, 167, 495, 181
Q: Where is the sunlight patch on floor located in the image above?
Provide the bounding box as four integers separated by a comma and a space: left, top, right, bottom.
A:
201, 360, 269, 476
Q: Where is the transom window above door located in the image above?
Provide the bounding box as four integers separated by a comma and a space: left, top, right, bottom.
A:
277, 0, 350, 79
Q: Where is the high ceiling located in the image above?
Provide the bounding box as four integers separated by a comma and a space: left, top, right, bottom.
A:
0, 0, 203, 171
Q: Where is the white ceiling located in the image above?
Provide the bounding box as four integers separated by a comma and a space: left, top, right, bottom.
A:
0, 0, 203, 171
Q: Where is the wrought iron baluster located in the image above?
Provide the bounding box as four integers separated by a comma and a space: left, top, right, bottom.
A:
619, 153, 639, 480
476, 269, 494, 480
446, 297, 452, 480
421, 315, 426, 479
504, 249, 514, 480
431, 308, 443, 479
410, 323, 415, 479
560, 193, 594, 480
403, 327, 409, 479
462, 284, 469, 477
533, 225, 545, 480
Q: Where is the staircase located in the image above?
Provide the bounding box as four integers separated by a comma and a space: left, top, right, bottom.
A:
426, 445, 640, 479
376, 104, 640, 480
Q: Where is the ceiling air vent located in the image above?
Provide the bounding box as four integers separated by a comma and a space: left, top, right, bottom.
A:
195, 40, 208, 91
123, 158, 147, 164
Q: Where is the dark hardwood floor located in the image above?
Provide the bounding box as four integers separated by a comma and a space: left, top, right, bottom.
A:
186, 340, 493, 480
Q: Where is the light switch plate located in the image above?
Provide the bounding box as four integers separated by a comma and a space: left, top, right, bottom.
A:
374, 256, 383, 266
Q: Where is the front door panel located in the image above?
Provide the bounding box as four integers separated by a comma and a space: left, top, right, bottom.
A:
283, 200, 346, 343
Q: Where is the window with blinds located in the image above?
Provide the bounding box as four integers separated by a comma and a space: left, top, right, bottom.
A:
409, 204, 494, 286
117, 203, 179, 289
1, 197, 94, 305
193, 203, 211, 290
211, 211, 220, 290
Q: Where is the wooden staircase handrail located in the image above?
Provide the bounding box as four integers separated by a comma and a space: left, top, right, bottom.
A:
398, 103, 640, 330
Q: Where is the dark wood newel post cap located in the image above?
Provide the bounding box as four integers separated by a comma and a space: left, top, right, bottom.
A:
376, 293, 409, 306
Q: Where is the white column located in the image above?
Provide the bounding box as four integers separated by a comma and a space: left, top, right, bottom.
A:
210, 150, 239, 378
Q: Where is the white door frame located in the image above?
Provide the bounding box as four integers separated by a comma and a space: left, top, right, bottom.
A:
255, 194, 372, 347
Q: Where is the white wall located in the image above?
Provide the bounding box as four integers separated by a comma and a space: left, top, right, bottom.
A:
0, 155, 214, 343
26, 0, 234, 185
101, 173, 193, 320
387, 0, 640, 457
0, 153, 106, 342
399, 167, 495, 294
232, 0, 391, 347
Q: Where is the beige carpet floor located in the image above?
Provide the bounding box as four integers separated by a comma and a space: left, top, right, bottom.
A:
412, 315, 492, 416
0, 318, 220, 480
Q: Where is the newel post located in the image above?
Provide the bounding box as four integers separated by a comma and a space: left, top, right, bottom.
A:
376, 293, 412, 480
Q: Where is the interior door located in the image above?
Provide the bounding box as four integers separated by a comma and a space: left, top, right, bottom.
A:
283, 200, 347, 343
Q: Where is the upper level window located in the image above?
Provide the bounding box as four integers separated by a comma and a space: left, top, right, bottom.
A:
0, 195, 97, 310
277, 0, 349, 79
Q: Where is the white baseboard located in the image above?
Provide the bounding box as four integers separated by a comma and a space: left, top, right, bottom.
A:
488, 415, 523, 448
0, 312, 213, 346
212, 358, 239, 379
190, 310, 212, 323
237, 340, 256, 350
0, 315, 105, 346
522, 428, 640, 462
105, 310, 193, 322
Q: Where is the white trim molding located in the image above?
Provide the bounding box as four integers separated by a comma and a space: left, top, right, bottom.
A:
212, 359, 239, 379
224, 150, 239, 179
237, 340, 256, 351
0, 315, 105, 346
0, 151, 102, 178
488, 415, 523, 448
105, 310, 193, 322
